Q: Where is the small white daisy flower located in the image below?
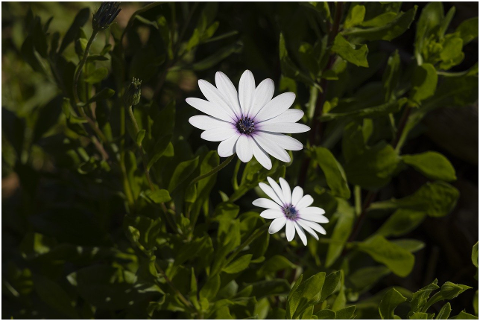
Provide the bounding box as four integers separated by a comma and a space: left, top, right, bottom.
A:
253, 177, 328, 246
186, 70, 310, 170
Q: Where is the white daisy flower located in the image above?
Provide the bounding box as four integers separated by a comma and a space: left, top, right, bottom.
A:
252, 177, 328, 246
186, 70, 310, 170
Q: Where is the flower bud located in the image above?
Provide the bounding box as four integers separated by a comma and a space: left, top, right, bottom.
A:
440, 282, 471, 300
92, 2, 121, 31
124, 78, 142, 107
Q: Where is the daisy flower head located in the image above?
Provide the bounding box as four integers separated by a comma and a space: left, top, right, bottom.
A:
253, 177, 328, 246
186, 70, 310, 170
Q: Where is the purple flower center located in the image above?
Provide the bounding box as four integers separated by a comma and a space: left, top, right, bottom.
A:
283, 204, 298, 220
236, 117, 255, 135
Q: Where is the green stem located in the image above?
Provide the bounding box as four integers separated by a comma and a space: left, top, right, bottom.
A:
120, 103, 135, 209
189, 155, 235, 187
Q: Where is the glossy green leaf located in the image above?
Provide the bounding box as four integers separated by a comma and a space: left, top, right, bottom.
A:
322, 98, 407, 121
223, 254, 252, 274
326, 200, 355, 267
357, 236, 415, 277
452, 310, 477, 319
377, 209, 426, 238
410, 64, 438, 105
84, 67, 108, 84
321, 271, 341, 302
316, 309, 336, 319
379, 288, 407, 319
257, 255, 296, 277
143, 189, 171, 204
402, 151, 456, 181
409, 279, 439, 315
344, 5, 365, 29
331, 34, 369, 67
336, 306, 356, 319
436, 302, 452, 319
168, 156, 199, 193
311, 147, 350, 199
58, 8, 90, 54
349, 266, 391, 293
456, 17, 479, 45
472, 242, 478, 268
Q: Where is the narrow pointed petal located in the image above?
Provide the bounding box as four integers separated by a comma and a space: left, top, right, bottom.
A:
279, 177, 292, 205
296, 195, 314, 209
298, 221, 319, 240
252, 139, 272, 170
239, 70, 255, 116
198, 80, 238, 119
299, 212, 329, 224
185, 97, 234, 122
259, 122, 310, 133
294, 222, 308, 246
201, 126, 237, 142
189, 115, 230, 130
255, 92, 296, 122
260, 209, 284, 219
269, 217, 287, 234
255, 132, 303, 151
259, 182, 283, 206
292, 186, 304, 206
259, 109, 304, 124
298, 219, 327, 235
267, 177, 286, 206
253, 198, 282, 210
249, 78, 274, 118
235, 135, 254, 162
253, 134, 291, 163
215, 72, 242, 117
285, 220, 295, 241
301, 207, 326, 215
218, 134, 240, 157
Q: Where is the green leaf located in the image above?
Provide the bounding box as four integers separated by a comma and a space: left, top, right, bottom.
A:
278, 33, 316, 87
200, 274, 221, 301
223, 254, 252, 274
414, 3, 444, 64
248, 279, 291, 299
357, 236, 415, 277
331, 34, 369, 67
383, 50, 401, 102
257, 255, 296, 277
136, 129, 146, 146
322, 98, 407, 121
379, 288, 407, 319
349, 266, 391, 294
326, 200, 355, 267
410, 312, 430, 319
344, 5, 365, 29
86, 88, 115, 104
192, 41, 243, 71
287, 272, 326, 319
402, 151, 456, 181
311, 147, 350, 199
439, 282, 471, 300
32, 96, 63, 142
452, 310, 477, 319
84, 68, 108, 84
409, 279, 439, 315
377, 209, 426, 238
168, 157, 199, 192
361, 12, 397, 28
143, 189, 171, 204
472, 242, 478, 268
393, 239, 424, 254
58, 8, 90, 54
456, 17, 478, 45
410, 64, 438, 105
370, 181, 459, 217
343, 7, 417, 41
436, 302, 451, 319
316, 309, 336, 319
336, 306, 356, 319
33, 274, 79, 318
321, 271, 341, 302
344, 142, 400, 189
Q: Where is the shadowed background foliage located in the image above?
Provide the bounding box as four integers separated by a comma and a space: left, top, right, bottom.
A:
2, 2, 478, 319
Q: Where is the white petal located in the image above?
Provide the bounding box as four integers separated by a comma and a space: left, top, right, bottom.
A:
298, 219, 327, 235
296, 195, 314, 209
201, 126, 237, 142
259, 109, 304, 124
291, 186, 304, 206
253, 198, 282, 210
252, 139, 272, 170
198, 80, 239, 119
218, 134, 240, 157
215, 72, 242, 117
285, 220, 295, 241
185, 97, 234, 122
267, 177, 286, 206
269, 217, 287, 234
294, 222, 307, 246
297, 221, 319, 240
189, 115, 230, 130
299, 212, 329, 224
300, 207, 326, 215
278, 177, 292, 205
259, 122, 310, 134
253, 134, 291, 163
259, 182, 283, 206
255, 92, 296, 122
239, 70, 255, 116
254, 132, 303, 151
249, 78, 274, 118
260, 209, 284, 219
235, 135, 254, 162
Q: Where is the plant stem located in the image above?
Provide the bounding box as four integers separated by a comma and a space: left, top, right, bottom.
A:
119, 103, 135, 209
189, 155, 235, 187
392, 105, 412, 150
